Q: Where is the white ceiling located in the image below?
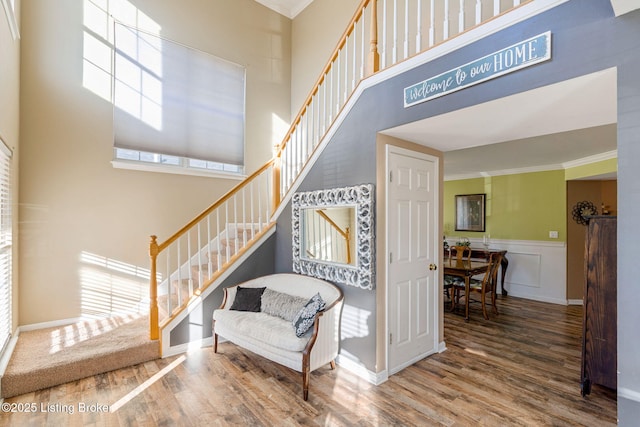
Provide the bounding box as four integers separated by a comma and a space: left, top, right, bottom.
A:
381, 67, 618, 180
254, 0, 313, 18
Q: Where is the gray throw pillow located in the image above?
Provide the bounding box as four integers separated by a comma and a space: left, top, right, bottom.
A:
261, 288, 309, 322
292, 293, 326, 338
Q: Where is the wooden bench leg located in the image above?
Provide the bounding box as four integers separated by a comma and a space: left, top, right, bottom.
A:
213, 320, 219, 353
302, 367, 310, 401
301, 352, 313, 400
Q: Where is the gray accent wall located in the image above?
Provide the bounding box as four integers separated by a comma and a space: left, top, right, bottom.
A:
275, 103, 379, 369
276, 0, 640, 420
169, 234, 276, 346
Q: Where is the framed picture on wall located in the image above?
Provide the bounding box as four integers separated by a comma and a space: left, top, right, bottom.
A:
455, 194, 486, 232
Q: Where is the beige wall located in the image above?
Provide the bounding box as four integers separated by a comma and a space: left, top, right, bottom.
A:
291, 0, 361, 116
18, 0, 291, 325
1, 0, 21, 334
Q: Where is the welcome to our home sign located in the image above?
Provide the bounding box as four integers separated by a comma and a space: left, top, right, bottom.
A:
404, 31, 551, 108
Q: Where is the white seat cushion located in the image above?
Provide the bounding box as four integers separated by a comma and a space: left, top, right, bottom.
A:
213, 309, 311, 352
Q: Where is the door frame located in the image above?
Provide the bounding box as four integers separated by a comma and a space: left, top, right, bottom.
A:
385, 144, 441, 375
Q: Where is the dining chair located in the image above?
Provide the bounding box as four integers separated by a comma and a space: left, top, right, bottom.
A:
444, 245, 472, 305
452, 251, 503, 319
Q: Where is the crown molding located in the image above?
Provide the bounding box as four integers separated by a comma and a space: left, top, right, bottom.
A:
445, 150, 618, 181
562, 150, 617, 169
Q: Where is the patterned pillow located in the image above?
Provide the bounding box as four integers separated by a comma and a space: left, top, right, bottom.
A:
229, 286, 266, 312
292, 293, 326, 338
261, 288, 309, 322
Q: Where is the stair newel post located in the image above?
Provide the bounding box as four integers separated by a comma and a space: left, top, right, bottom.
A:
149, 235, 160, 340
367, 0, 380, 75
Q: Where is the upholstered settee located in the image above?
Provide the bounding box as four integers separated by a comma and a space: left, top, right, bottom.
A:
212, 273, 344, 400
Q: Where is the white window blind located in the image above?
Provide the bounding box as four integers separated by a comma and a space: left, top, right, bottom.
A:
0, 139, 12, 354
113, 22, 245, 169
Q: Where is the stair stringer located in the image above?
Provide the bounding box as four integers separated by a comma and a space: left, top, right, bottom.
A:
160, 224, 276, 358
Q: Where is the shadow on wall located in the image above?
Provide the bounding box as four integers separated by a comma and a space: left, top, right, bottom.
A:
79, 251, 150, 317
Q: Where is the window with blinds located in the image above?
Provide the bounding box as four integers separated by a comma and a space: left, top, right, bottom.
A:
112, 22, 246, 176
0, 139, 12, 354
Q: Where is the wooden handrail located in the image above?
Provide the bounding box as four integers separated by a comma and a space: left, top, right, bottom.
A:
276, 0, 376, 155
316, 210, 349, 240
316, 210, 352, 264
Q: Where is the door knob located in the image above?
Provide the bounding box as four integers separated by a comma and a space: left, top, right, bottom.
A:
429, 263, 437, 271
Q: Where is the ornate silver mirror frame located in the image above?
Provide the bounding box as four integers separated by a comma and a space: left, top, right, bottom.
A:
292, 184, 375, 290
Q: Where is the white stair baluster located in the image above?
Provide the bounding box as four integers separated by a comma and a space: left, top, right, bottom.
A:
443, 0, 450, 40
404, 0, 409, 59
392, 0, 398, 64
429, 0, 435, 47
360, 11, 365, 78
216, 208, 221, 272
416, 0, 422, 53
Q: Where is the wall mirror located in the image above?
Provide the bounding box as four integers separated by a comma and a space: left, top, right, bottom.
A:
292, 184, 375, 290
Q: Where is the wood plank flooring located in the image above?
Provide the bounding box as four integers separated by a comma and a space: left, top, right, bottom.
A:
0, 296, 616, 426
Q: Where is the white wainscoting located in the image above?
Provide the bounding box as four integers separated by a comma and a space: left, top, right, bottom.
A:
446, 238, 567, 305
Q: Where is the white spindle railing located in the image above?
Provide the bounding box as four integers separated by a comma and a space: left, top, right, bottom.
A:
150, 0, 529, 343
276, 0, 377, 205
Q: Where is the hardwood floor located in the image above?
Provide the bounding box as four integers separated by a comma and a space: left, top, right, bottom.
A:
0, 296, 616, 426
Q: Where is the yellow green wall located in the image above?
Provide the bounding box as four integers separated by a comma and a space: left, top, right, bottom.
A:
565, 158, 617, 180
444, 170, 567, 241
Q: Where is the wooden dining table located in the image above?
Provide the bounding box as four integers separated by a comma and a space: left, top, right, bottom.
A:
444, 259, 490, 321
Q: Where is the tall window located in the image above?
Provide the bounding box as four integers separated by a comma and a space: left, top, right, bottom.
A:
0, 139, 12, 354
112, 23, 246, 175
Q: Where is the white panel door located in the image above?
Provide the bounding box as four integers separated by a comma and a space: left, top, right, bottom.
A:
387, 146, 438, 374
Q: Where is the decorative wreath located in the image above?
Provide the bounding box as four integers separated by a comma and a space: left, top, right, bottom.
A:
572, 201, 598, 225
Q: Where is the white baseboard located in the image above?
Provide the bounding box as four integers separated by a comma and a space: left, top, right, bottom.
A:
620, 387, 640, 403
505, 291, 568, 306
18, 309, 150, 333
438, 341, 447, 353
18, 316, 85, 332
335, 354, 388, 386
567, 299, 583, 305
163, 337, 214, 359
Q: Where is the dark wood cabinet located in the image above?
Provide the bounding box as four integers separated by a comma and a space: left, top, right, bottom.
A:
581, 216, 617, 396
